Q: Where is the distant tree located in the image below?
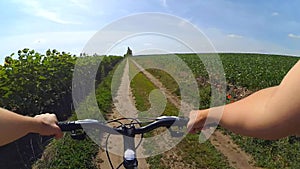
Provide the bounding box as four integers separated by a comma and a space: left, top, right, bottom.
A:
124, 47, 132, 57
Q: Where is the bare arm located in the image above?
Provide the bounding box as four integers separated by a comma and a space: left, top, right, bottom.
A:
0, 108, 63, 146
220, 86, 293, 139
188, 60, 300, 140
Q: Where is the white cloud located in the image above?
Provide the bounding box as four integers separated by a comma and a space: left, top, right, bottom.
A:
36, 9, 81, 25
288, 33, 300, 39
227, 34, 243, 38
69, 0, 91, 10
14, 0, 81, 24
204, 28, 300, 56
272, 12, 279, 16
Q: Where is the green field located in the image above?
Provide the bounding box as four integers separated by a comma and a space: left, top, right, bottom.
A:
0, 50, 299, 168
132, 53, 299, 168
129, 60, 232, 168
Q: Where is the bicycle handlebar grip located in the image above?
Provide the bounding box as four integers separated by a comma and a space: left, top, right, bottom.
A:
57, 121, 82, 131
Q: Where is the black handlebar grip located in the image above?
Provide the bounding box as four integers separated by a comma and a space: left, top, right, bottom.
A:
58, 121, 83, 131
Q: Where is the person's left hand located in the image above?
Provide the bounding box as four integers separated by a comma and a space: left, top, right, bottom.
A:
34, 113, 63, 139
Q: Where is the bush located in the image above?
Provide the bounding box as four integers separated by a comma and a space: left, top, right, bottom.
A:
0, 49, 76, 119
0, 48, 122, 169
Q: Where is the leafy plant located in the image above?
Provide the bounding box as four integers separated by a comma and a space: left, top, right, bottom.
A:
32, 56, 123, 169
0, 48, 122, 169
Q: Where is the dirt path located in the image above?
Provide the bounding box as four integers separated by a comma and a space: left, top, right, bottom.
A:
130, 59, 259, 169
95, 59, 149, 169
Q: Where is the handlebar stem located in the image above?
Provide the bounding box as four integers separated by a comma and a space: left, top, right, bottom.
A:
122, 125, 138, 168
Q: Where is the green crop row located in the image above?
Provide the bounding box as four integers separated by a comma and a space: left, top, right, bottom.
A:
128, 59, 232, 168
33, 64, 123, 169
209, 54, 299, 168
33, 56, 124, 169
0, 48, 123, 169
178, 53, 299, 90
0, 49, 122, 119
139, 53, 300, 168
219, 54, 300, 168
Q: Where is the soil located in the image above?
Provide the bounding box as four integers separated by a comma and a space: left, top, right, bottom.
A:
95, 59, 149, 169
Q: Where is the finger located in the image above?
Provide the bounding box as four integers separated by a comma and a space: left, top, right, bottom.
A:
54, 126, 64, 139
49, 113, 58, 122
186, 121, 195, 133
187, 123, 201, 134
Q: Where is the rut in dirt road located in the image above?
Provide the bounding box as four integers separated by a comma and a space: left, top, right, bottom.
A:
96, 59, 149, 169
130, 58, 260, 169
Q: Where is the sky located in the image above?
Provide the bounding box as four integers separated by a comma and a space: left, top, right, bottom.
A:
1, 0, 300, 63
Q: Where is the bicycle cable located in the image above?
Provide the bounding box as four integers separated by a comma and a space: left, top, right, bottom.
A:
105, 133, 114, 169
116, 162, 123, 169
105, 118, 144, 169
105, 119, 123, 169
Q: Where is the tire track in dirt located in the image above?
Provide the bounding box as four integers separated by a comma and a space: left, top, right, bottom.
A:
95, 59, 149, 169
130, 59, 259, 169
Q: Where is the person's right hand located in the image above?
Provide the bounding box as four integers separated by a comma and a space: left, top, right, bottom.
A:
187, 110, 209, 134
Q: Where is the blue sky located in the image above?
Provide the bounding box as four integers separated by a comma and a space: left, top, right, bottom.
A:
1, 0, 300, 63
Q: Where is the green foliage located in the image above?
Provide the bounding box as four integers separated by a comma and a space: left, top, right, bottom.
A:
129, 60, 231, 168
147, 69, 180, 96
219, 53, 298, 90
124, 47, 133, 57
129, 62, 178, 117
95, 63, 121, 116
72, 55, 123, 119
179, 134, 233, 169
0, 49, 122, 119
129, 60, 154, 112
136, 53, 300, 168
178, 53, 300, 168
0, 48, 76, 119
33, 116, 99, 169
146, 68, 212, 110
4, 50, 299, 168
227, 132, 300, 168
146, 134, 233, 169
131, 72, 156, 112
179, 53, 299, 90
0, 48, 122, 168
146, 154, 168, 169
32, 56, 123, 169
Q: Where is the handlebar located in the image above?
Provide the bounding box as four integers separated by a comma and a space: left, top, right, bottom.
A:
58, 116, 218, 138
57, 116, 218, 169
58, 116, 190, 136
